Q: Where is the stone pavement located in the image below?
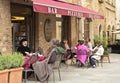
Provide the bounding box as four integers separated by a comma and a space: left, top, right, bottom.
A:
24, 53, 120, 83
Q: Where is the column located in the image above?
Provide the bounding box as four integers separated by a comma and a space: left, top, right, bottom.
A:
0, 0, 12, 53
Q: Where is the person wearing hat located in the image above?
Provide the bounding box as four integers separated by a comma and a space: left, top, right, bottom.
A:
17, 39, 31, 56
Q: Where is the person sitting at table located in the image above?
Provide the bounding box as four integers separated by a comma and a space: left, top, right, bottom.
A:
17, 39, 31, 56
33, 39, 65, 83
17, 39, 38, 69
60, 39, 74, 59
76, 40, 90, 67
89, 41, 104, 68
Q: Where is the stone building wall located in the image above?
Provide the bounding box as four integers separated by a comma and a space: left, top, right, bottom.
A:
105, 0, 116, 42
35, 13, 56, 55
0, 0, 12, 53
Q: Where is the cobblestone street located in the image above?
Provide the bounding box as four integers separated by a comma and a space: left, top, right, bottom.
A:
25, 53, 120, 83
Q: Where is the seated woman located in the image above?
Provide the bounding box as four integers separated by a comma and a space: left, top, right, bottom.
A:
76, 40, 90, 67
89, 41, 104, 68
47, 39, 65, 61
17, 39, 31, 56
17, 39, 38, 69
32, 39, 65, 83
61, 39, 74, 59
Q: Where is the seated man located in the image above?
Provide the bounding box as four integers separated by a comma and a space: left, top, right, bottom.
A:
89, 41, 104, 68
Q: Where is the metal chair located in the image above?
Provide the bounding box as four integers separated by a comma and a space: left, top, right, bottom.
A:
71, 55, 77, 65
96, 56, 103, 67
52, 54, 62, 83
97, 55, 110, 67
23, 68, 37, 83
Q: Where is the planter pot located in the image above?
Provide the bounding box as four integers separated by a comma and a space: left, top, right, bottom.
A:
103, 55, 110, 63
0, 69, 9, 83
9, 67, 23, 83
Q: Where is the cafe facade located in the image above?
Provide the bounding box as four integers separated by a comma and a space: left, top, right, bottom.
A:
0, 0, 105, 54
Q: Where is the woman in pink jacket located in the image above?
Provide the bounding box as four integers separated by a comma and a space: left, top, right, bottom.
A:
76, 40, 90, 67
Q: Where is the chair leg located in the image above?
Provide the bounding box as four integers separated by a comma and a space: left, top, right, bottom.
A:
24, 71, 27, 83
71, 59, 73, 65
101, 59, 103, 67
108, 56, 110, 63
34, 72, 37, 83
53, 71, 55, 83
96, 60, 99, 67
58, 68, 61, 81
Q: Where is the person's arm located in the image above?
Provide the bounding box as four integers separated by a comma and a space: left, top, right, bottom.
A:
25, 52, 30, 55
88, 43, 93, 51
92, 46, 97, 52
94, 47, 104, 56
17, 47, 25, 55
25, 47, 31, 55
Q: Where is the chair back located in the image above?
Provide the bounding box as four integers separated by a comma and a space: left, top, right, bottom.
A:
47, 48, 62, 69
48, 49, 57, 64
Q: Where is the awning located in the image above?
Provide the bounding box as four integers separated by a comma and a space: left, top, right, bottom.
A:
32, 0, 104, 19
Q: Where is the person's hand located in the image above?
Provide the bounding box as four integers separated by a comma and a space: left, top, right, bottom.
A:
25, 52, 30, 55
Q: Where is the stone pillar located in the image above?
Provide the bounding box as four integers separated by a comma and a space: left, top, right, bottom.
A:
70, 17, 77, 47
0, 0, 12, 53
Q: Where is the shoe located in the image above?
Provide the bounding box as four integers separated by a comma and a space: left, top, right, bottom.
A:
92, 65, 96, 68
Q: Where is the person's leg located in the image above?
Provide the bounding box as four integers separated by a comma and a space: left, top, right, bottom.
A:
89, 56, 96, 66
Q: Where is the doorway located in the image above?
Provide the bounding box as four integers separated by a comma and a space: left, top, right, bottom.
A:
61, 16, 71, 46
11, 3, 36, 52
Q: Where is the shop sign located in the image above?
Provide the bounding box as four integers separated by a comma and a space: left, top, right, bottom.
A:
67, 10, 83, 17
48, 7, 57, 14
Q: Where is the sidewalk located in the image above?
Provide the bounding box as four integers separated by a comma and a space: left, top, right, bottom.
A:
25, 53, 120, 83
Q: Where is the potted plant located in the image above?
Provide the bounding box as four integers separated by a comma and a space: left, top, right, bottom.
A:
8, 52, 24, 83
0, 55, 9, 83
0, 52, 24, 83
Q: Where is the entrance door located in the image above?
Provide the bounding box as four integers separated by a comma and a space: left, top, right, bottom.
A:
11, 3, 36, 52
61, 16, 71, 46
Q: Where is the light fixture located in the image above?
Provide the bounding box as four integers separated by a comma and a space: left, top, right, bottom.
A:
11, 16, 25, 21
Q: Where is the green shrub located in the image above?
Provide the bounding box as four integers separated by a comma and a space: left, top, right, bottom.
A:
93, 36, 109, 55
104, 50, 109, 55
0, 56, 6, 70
11, 53, 24, 68
0, 52, 24, 70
